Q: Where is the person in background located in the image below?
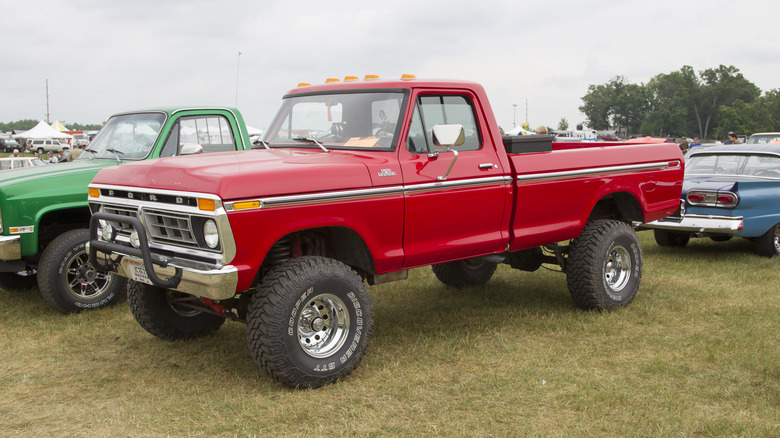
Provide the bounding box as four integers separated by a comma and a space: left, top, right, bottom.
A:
12, 149, 19, 157
725, 132, 741, 144
67, 145, 83, 161
536, 125, 548, 135
678, 137, 689, 154
47, 152, 58, 164
689, 137, 701, 148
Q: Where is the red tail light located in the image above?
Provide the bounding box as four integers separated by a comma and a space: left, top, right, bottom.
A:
687, 190, 738, 208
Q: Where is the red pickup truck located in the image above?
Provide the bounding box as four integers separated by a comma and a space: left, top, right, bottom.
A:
88, 77, 684, 388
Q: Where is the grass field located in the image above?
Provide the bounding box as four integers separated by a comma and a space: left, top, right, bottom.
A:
1, 231, 778, 437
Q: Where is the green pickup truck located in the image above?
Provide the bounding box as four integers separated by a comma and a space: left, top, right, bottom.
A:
0, 107, 253, 313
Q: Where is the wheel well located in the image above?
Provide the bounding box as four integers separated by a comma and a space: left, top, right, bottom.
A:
588, 192, 643, 223
38, 207, 91, 248
259, 227, 375, 281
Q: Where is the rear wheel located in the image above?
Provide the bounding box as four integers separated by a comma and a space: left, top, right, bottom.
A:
653, 229, 690, 247
246, 256, 373, 388
753, 223, 780, 258
127, 280, 225, 340
432, 258, 497, 288
567, 220, 642, 311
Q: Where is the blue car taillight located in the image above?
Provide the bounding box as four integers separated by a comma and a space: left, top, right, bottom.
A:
686, 190, 739, 208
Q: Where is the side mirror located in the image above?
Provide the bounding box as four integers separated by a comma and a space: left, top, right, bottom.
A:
432, 124, 465, 147
180, 143, 203, 155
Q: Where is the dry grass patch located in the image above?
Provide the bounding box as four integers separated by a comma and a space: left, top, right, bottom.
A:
1, 231, 778, 436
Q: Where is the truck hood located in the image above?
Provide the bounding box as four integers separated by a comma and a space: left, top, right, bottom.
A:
91, 149, 377, 200
0, 159, 115, 188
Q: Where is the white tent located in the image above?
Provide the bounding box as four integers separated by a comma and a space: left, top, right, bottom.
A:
13, 120, 73, 140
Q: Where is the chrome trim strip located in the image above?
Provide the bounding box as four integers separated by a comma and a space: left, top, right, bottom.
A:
516, 161, 679, 183
225, 176, 512, 210
258, 186, 403, 208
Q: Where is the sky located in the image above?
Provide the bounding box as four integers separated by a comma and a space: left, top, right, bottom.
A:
2, 0, 779, 133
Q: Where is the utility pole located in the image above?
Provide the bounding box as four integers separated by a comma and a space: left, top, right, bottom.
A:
513, 104, 517, 127
235, 51, 242, 107
45, 79, 51, 124
525, 99, 528, 126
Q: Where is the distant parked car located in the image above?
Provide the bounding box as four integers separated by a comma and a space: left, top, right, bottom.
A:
642, 143, 780, 257
746, 132, 780, 144
28, 139, 70, 154
0, 138, 22, 152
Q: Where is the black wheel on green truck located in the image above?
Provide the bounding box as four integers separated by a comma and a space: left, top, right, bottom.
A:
126, 280, 226, 340
37, 229, 126, 313
0, 269, 38, 292
566, 219, 642, 311
246, 256, 374, 388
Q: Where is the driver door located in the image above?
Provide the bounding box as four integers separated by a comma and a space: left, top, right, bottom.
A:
399, 91, 510, 267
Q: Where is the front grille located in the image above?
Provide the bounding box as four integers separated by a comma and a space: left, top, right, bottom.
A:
143, 209, 198, 248
101, 204, 140, 237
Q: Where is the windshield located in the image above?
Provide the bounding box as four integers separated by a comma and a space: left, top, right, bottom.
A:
262, 91, 406, 150
687, 153, 780, 177
747, 134, 780, 144
78, 113, 166, 160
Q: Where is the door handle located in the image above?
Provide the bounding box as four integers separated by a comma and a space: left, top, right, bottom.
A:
479, 163, 495, 170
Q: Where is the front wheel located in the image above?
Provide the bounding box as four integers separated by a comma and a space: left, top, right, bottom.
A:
127, 280, 225, 340
567, 220, 642, 311
37, 229, 126, 313
432, 258, 497, 288
753, 223, 780, 258
246, 256, 374, 388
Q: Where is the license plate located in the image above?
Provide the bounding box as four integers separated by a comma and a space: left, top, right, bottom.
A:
128, 259, 153, 285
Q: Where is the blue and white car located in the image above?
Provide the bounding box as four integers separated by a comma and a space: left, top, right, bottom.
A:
642, 143, 780, 257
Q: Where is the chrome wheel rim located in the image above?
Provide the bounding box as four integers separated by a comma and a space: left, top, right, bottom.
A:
605, 246, 631, 292
297, 294, 350, 358
66, 250, 114, 300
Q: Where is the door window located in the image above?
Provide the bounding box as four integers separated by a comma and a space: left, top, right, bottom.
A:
406, 95, 481, 153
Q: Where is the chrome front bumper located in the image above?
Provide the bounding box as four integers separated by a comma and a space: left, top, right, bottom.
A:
0, 235, 21, 260
641, 214, 744, 234
89, 246, 239, 300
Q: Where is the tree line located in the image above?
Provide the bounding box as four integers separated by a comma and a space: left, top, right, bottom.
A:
0, 120, 103, 133
579, 65, 779, 140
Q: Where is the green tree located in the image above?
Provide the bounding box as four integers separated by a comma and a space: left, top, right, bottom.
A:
579, 76, 650, 135
579, 82, 613, 130
557, 117, 569, 131
641, 66, 698, 137
696, 65, 760, 139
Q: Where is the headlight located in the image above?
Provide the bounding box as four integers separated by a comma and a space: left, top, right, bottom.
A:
203, 220, 219, 249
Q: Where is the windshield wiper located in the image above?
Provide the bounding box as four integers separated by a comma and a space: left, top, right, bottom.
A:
293, 136, 329, 153
84, 148, 98, 160
105, 148, 125, 163
252, 140, 271, 150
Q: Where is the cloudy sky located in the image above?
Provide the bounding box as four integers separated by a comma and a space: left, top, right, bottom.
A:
2, 0, 778, 132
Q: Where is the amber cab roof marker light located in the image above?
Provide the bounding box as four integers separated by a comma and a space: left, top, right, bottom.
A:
364, 74, 380, 80
400, 74, 416, 80
297, 82, 311, 87
344, 76, 359, 81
